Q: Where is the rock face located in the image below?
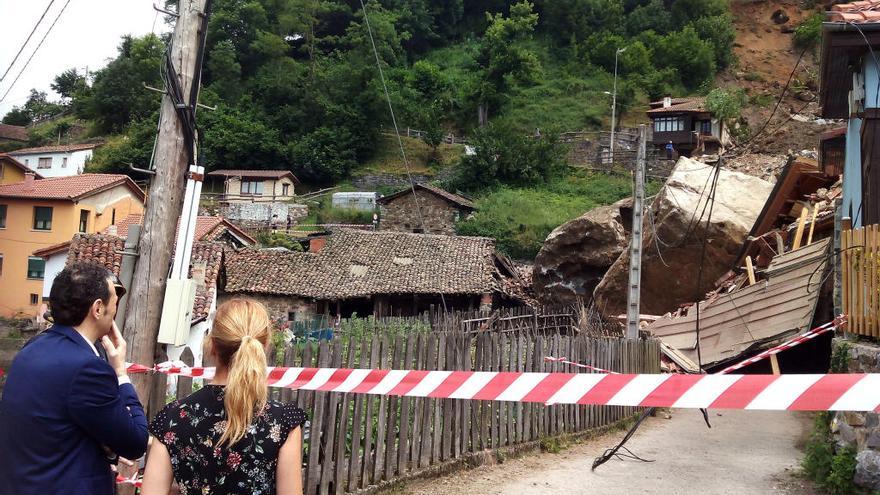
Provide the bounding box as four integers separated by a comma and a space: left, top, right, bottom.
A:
592, 156, 773, 318
532, 199, 631, 304
856, 450, 880, 491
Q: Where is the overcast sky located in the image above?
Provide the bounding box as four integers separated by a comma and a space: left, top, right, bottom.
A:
0, 0, 170, 118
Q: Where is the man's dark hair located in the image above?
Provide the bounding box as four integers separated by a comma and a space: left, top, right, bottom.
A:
49, 262, 113, 326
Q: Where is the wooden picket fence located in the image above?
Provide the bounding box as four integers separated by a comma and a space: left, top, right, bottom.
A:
842, 223, 880, 337
253, 331, 659, 494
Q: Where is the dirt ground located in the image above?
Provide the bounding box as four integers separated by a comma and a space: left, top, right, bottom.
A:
390, 409, 819, 495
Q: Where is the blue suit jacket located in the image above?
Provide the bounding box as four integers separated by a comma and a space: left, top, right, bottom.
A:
0, 325, 148, 495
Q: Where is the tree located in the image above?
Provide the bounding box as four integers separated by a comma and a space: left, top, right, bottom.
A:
690, 14, 736, 68
290, 126, 358, 183
51, 68, 88, 102
2, 107, 31, 126
654, 26, 716, 89
22, 90, 63, 122
476, 1, 541, 125
80, 34, 165, 133
539, 0, 625, 42
705, 87, 746, 124
453, 122, 566, 190
206, 40, 242, 102
200, 105, 287, 171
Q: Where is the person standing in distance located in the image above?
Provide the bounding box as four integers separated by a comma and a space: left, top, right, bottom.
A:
0, 261, 148, 495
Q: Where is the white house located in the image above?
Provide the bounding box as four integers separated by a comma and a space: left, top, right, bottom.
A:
9, 143, 100, 178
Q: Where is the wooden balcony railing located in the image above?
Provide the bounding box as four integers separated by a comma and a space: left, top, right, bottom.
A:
842, 221, 880, 337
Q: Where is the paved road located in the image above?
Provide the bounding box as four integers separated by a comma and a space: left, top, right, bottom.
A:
396, 409, 817, 495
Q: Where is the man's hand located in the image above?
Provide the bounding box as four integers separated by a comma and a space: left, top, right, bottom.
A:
101, 322, 128, 378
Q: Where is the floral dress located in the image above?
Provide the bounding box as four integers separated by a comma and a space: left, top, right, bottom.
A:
149, 385, 307, 495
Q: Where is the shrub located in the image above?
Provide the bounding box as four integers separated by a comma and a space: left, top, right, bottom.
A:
794, 14, 823, 50
256, 232, 303, 251
802, 412, 859, 495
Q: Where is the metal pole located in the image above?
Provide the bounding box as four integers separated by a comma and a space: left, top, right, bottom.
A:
626, 125, 647, 339
610, 50, 618, 165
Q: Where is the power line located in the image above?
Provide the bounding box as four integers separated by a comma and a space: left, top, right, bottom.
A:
0, 0, 56, 85
0, 0, 73, 104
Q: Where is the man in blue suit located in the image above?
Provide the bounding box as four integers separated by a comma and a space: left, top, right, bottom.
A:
0, 261, 148, 495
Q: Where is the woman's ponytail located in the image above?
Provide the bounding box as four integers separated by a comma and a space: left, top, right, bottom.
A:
210, 299, 271, 447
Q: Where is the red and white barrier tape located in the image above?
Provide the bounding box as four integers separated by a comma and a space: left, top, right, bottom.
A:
129, 364, 880, 411
116, 473, 142, 488
543, 356, 618, 374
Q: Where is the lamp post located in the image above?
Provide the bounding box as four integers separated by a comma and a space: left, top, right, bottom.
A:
609, 46, 627, 164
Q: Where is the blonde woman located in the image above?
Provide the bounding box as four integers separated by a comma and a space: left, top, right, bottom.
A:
142, 299, 305, 495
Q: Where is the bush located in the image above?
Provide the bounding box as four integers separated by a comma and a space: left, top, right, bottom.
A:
802, 412, 858, 495
256, 232, 303, 251
794, 14, 823, 49
316, 206, 374, 225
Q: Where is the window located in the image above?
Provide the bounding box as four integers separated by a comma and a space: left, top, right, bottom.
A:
240, 180, 264, 195
30, 294, 39, 305
282, 183, 290, 196
33, 206, 52, 230
37, 157, 52, 169
287, 311, 296, 321
27, 257, 45, 279
0, 205, 6, 228
79, 210, 89, 233
653, 116, 685, 133
61, 157, 68, 168
700, 120, 712, 135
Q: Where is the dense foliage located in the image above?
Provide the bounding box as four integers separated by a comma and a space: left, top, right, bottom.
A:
4, 0, 733, 185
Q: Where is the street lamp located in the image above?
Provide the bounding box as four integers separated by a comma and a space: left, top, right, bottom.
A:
609, 46, 627, 164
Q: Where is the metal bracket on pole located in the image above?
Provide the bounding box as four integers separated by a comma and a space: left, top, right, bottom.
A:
153, 3, 179, 18
128, 163, 156, 175
625, 125, 648, 339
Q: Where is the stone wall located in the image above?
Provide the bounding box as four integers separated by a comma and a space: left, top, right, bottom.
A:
352, 168, 455, 191
831, 338, 880, 490
379, 191, 464, 235
218, 293, 315, 324
219, 202, 308, 229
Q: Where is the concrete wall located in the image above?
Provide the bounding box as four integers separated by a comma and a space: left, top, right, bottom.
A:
218, 292, 316, 324
379, 191, 464, 235
14, 149, 93, 178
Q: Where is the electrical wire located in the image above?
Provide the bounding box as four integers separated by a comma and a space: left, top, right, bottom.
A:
0, 0, 56, 85
0, 0, 73, 104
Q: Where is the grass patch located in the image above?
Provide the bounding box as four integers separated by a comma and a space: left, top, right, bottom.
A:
355, 134, 464, 176
456, 171, 659, 260
802, 412, 859, 495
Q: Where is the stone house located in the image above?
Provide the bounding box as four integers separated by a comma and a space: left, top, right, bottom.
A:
220, 229, 524, 325
205, 169, 305, 229
377, 183, 475, 235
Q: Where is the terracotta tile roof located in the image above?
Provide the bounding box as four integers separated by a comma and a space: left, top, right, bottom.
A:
64, 233, 223, 323
830, 1, 880, 22
9, 143, 100, 154
105, 214, 256, 245
206, 169, 299, 182
0, 173, 145, 201
0, 124, 27, 142
378, 183, 476, 209
32, 240, 74, 257
223, 229, 501, 299
0, 154, 44, 179
646, 97, 707, 114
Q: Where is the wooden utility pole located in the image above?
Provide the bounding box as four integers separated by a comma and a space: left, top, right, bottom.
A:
625, 125, 647, 339
123, 0, 210, 413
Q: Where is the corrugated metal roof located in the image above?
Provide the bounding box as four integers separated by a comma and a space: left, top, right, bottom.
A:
648, 237, 831, 371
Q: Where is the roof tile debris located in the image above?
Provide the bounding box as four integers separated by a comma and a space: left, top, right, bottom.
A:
829, 0, 880, 22
0, 174, 145, 201
224, 229, 501, 299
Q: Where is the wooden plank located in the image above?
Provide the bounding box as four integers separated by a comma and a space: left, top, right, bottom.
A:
319, 340, 343, 495
792, 207, 809, 251
347, 339, 369, 492
515, 335, 524, 443
409, 333, 425, 468
332, 338, 357, 494
372, 336, 390, 482
441, 334, 454, 460
306, 341, 330, 495
397, 333, 416, 474
745, 256, 756, 286
807, 204, 819, 245
419, 334, 437, 468
360, 336, 380, 488
434, 332, 446, 463
770, 354, 781, 375
858, 227, 865, 335
843, 220, 852, 334
383, 336, 404, 480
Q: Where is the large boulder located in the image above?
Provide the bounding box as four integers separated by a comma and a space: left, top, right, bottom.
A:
593, 156, 773, 318
533, 199, 631, 304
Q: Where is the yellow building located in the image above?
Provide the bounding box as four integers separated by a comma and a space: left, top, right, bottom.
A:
0, 174, 145, 317
0, 154, 43, 185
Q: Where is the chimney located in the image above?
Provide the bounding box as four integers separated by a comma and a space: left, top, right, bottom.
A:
310, 237, 326, 253
663, 96, 672, 108
24, 172, 35, 183
107, 225, 118, 237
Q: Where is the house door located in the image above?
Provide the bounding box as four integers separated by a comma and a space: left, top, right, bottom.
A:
700, 120, 712, 135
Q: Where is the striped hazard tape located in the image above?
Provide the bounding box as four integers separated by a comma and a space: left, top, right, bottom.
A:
715, 319, 839, 375
129, 364, 880, 412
